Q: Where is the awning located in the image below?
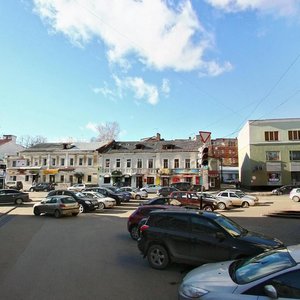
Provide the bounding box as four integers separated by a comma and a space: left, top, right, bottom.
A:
104, 174, 111, 178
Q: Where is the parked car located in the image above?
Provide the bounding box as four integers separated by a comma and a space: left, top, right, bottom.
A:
5, 180, 23, 191
200, 192, 233, 210
47, 190, 99, 213
216, 190, 258, 208
127, 205, 182, 240
82, 191, 116, 209
169, 191, 218, 211
67, 183, 86, 192
118, 187, 148, 200
156, 187, 178, 197
178, 244, 300, 300
170, 182, 192, 191
84, 187, 123, 205
29, 182, 55, 192
138, 210, 284, 270
140, 184, 162, 193
140, 196, 179, 206
272, 185, 300, 195
33, 195, 79, 218
0, 189, 31, 205
289, 188, 300, 202
102, 186, 132, 202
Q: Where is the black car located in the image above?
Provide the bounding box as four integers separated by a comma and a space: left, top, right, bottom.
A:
138, 210, 284, 270
29, 182, 55, 192
272, 185, 300, 195
0, 189, 31, 205
156, 187, 178, 197
83, 187, 123, 205
103, 186, 131, 202
170, 182, 192, 191
47, 190, 98, 213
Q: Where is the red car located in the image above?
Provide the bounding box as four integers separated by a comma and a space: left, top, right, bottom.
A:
127, 205, 181, 240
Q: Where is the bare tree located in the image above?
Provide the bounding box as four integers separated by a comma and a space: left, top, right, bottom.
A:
18, 135, 47, 148
92, 122, 120, 141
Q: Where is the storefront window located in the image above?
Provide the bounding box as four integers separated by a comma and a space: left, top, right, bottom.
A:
268, 173, 281, 184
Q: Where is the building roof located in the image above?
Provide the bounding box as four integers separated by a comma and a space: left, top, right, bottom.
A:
104, 139, 201, 153
21, 140, 114, 153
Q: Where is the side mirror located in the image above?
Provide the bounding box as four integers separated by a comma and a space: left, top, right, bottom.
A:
264, 285, 277, 299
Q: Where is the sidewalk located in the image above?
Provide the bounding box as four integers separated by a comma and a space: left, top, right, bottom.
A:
0, 206, 17, 217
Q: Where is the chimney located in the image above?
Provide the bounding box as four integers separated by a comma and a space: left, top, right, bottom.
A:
156, 133, 161, 141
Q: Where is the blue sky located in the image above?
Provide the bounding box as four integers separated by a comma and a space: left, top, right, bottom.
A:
1, 0, 300, 142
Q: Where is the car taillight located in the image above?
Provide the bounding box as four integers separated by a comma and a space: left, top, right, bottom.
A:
59, 204, 66, 208
140, 224, 149, 232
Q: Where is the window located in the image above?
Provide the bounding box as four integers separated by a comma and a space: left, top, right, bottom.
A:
288, 130, 300, 141
151, 215, 189, 232
104, 177, 110, 184
264, 131, 279, 141
88, 157, 93, 166
87, 175, 92, 182
116, 159, 121, 168
79, 158, 83, 166
266, 151, 280, 161
290, 151, 300, 161
12, 161, 16, 167
43, 158, 47, 166
60, 175, 64, 182
105, 159, 110, 168
60, 158, 65, 166
137, 159, 142, 168
163, 159, 168, 168
185, 159, 190, 169
148, 159, 154, 169
52, 158, 56, 166
191, 216, 219, 235
126, 159, 131, 168
25, 175, 29, 181
70, 158, 74, 166
174, 159, 179, 168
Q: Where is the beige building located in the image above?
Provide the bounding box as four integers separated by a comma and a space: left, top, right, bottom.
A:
6, 141, 112, 190
238, 118, 300, 190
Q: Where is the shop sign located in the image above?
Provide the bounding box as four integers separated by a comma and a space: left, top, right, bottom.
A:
43, 169, 59, 175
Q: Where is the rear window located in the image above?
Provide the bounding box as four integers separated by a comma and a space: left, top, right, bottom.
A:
61, 197, 77, 204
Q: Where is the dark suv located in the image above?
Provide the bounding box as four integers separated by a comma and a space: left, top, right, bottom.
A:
169, 191, 217, 211
83, 187, 123, 205
29, 183, 55, 192
47, 190, 98, 213
138, 210, 284, 270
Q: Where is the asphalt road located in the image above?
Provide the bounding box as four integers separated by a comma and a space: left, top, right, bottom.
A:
0, 193, 300, 300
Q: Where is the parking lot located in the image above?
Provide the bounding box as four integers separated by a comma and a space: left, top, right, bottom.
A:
0, 192, 300, 299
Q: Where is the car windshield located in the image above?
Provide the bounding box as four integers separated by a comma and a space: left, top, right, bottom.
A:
61, 197, 76, 204
230, 248, 296, 284
214, 215, 246, 237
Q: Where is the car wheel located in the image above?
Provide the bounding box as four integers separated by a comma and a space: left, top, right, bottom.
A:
98, 202, 105, 210
203, 205, 213, 212
54, 210, 61, 218
241, 201, 249, 208
79, 204, 85, 213
72, 212, 79, 216
135, 195, 141, 200
29, 188, 34, 192
15, 198, 23, 205
130, 226, 140, 240
147, 244, 170, 270
292, 196, 300, 202
43, 189, 48, 192
217, 202, 226, 210
33, 207, 41, 216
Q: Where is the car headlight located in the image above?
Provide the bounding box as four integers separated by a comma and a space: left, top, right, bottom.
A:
179, 283, 208, 298
84, 200, 91, 204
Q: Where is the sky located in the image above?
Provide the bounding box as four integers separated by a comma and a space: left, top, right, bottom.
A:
1, 0, 300, 143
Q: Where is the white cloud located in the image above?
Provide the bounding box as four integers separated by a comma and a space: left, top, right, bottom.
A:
205, 0, 300, 17
123, 77, 159, 105
161, 79, 170, 96
85, 122, 98, 133
33, 0, 231, 75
